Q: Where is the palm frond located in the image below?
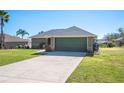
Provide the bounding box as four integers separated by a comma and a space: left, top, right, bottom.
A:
0, 11, 9, 24
3, 15, 9, 23
16, 29, 29, 38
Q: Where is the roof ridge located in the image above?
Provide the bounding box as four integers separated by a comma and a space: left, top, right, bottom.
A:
67, 26, 96, 35
30, 26, 96, 38
0, 33, 28, 40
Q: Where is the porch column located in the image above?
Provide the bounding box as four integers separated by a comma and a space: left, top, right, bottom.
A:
87, 37, 88, 51
51, 37, 55, 51
87, 37, 93, 52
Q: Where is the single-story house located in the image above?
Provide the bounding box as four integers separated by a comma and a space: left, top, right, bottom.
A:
115, 37, 124, 47
97, 39, 109, 47
0, 33, 28, 49
97, 39, 109, 44
31, 26, 96, 52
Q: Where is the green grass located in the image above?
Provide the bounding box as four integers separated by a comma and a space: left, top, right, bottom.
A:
0, 49, 38, 66
66, 48, 124, 83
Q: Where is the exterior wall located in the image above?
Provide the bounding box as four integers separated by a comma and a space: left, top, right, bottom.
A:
87, 37, 94, 52
32, 38, 55, 50
32, 38, 46, 49
4, 42, 28, 49
32, 37, 94, 52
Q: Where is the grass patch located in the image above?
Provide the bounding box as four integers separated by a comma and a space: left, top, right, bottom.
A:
66, 48, 124, 83
0, 49, 38, 66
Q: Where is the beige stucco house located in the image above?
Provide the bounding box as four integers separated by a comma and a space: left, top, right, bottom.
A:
0, 33, 28, 49
31, 26, 96, 52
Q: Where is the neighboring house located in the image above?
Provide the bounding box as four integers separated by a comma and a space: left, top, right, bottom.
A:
97, 39, 109, 47
97, 39, 109, 44
0, 33, 28, 49
115, 37, 124, 47
31, 26, 96, 52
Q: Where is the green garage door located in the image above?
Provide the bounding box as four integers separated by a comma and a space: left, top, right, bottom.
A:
55, 37, 87, 52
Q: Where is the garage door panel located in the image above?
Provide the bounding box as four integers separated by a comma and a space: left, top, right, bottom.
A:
55, 38, 87, 51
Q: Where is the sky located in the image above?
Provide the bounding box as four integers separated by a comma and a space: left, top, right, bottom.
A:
3, 10, 124, 39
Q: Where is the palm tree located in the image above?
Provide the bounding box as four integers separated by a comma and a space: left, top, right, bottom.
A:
38, 31, 44, 34
16, 29, 29, 39
0, 10, 9, 49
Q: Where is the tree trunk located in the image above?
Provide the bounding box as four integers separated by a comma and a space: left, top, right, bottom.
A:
0, 17, 2, 48
0, 18, 4, 49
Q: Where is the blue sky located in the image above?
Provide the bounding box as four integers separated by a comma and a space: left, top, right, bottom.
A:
4, 10, 124, 39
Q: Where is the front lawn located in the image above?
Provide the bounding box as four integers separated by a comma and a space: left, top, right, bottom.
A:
0, 49, 38, 66
66, 48, 124, 83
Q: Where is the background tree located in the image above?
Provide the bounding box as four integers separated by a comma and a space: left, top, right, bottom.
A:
104, 33, 120, 41
118, 28, 124, 36
38, 31, 44, 34
118, 28, 124, 41
103, 27, 124, 47
16, 29, 29, 39
0, 10, 9, 49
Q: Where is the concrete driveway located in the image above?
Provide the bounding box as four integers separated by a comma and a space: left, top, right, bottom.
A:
0, 52, 85, 83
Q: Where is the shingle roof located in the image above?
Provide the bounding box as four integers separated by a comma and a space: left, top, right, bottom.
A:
0, 33, 28, 42
97, 39, 109, 44
31, 26, 96, 38
115, 37, 123, 41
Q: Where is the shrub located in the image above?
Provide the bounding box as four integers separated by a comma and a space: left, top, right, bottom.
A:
121, 43, 124, 47
108, 42, 115, 47
16, 44, 25, 49
99, 43, 106, 48
25, 45, 30, 49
